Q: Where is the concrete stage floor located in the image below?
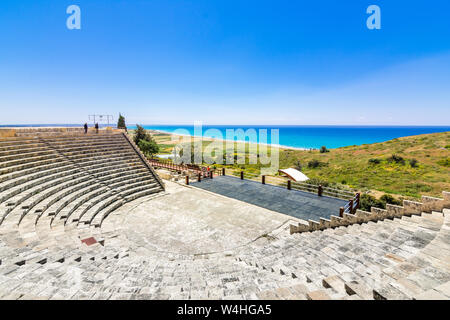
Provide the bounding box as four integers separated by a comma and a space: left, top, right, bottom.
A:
191, 176, 347, 222
102, 181, 300, 256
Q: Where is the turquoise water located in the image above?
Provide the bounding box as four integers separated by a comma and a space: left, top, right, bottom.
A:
2, 124, 448, 149
136, 125, 450, 149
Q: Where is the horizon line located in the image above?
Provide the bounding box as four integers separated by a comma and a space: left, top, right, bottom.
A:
1, 123, 450, 128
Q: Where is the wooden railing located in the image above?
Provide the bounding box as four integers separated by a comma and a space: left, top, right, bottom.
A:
147, 158, 223, 179
210, 168, 357, 200
341, 193, 360, 216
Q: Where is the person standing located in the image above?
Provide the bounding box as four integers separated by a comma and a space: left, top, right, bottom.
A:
95, 123, 99, 134
84, 123, 88, 134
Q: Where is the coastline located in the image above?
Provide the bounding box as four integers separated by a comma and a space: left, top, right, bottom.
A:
139, 125, 450, 150
146, 129, 312, 151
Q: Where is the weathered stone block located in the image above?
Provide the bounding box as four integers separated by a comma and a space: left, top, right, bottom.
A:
442, 191, 450, 209
371, 207, 388, 219
319, 218, 331, 229
386, 204, 404, 219
342, 213, 358, 224
306, 290, 331, 300
403, 200, 422, 216
355, 209, 372, 223
330, 215, 345, 227
421, 195, 444, 213
289, 221, 310, 234
308, 220, 320, 231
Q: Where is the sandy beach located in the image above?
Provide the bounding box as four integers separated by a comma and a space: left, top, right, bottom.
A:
146, 129, 311, 152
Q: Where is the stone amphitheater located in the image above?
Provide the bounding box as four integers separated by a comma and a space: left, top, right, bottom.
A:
0, 127, 449, 300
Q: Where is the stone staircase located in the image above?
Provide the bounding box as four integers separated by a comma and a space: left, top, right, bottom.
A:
235, 208, 450, 300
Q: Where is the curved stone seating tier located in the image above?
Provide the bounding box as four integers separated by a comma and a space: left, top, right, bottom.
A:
45, 171, 150, 223
0, 157, 146, 221
235, 207, 449, 299
55, 171, 150, 225
0, 130, 164, 253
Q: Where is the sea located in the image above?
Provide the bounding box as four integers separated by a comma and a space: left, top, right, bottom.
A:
1, 124, 449, 150
137, 125, 450, 149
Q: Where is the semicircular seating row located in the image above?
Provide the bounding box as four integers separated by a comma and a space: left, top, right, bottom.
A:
0, 132, 164, 251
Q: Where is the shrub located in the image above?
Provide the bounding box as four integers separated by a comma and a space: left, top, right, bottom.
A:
409, 159, 419, 168
445, 145, 450, 150
320, 146, 330, 153
379, 194, 402, 206
360, 194, 385, 212
294, 160, 302, 171
308, 159, 325, 168
437, 158, 450, 167
387, 154, 405, 165
306, 178, 330, 187
368, 158, 381, 165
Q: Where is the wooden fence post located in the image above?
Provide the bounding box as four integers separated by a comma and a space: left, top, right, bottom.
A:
198, 173, 201, 182
240, 171, 244, 180
185, 175, 189, 185
262, 175, 266, 184
222, 168, 225, 176
287, 180, 291, 190
318, 185, 323, 197
356, 193, 360, 209
349, 199, 354, 214
210, 171, 213, 179
339, 207, 344, 217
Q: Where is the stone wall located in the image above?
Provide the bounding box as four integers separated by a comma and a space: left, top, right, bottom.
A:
290, 191, 450, 234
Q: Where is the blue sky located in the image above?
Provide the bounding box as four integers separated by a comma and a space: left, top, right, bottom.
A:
0, 0, 449, 125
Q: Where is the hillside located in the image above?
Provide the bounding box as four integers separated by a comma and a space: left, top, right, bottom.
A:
279, 131, 450, 198
145, 130, 450, 199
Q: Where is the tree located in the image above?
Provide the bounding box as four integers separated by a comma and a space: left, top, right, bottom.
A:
138, 139, 159, 158
133, 125, 152, 145
117, 113, 126, 130
134, 124, 160, 157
